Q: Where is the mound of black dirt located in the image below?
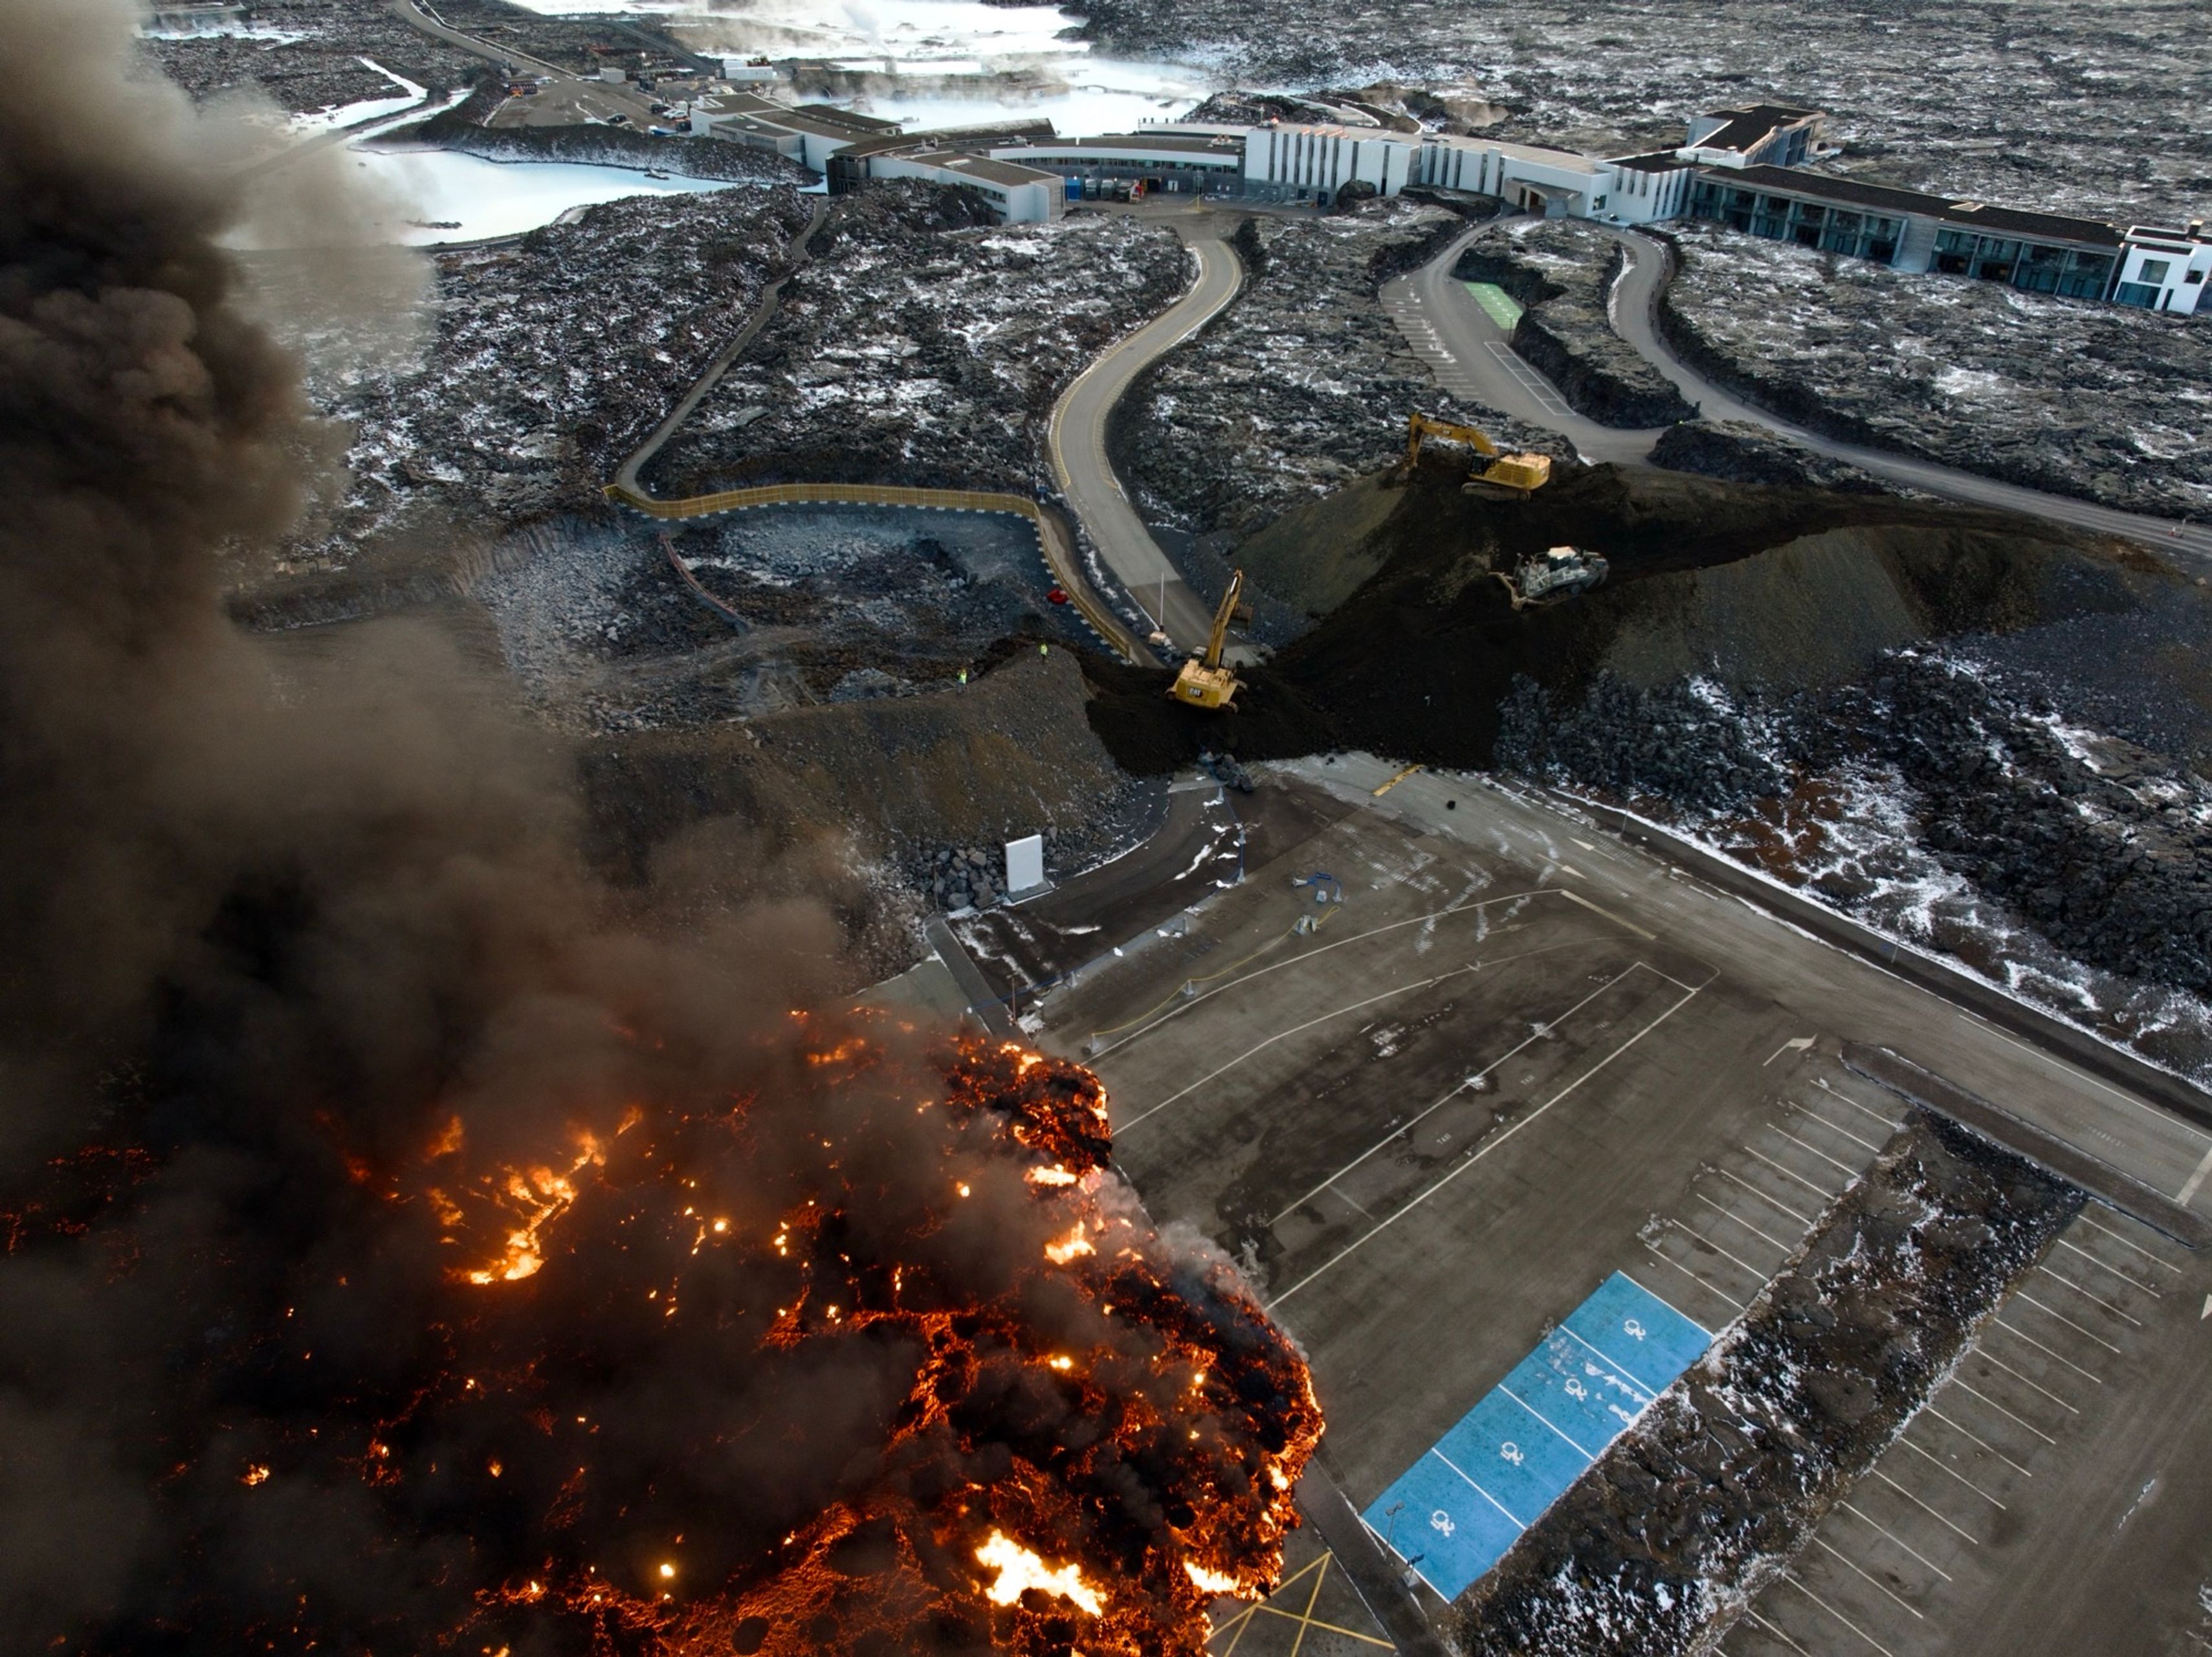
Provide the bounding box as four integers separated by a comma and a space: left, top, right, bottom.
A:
1250, 462, 2132, 769
1076, 651, 1337, 776
1648, 419, 1899, 496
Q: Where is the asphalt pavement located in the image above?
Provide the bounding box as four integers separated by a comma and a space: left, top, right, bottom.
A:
1046, 213, 1246, 655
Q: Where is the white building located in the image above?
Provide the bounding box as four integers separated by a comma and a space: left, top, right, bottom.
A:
689, 91, 901, 172
865, 150, 1066, 223
2115, 224, 2212, 314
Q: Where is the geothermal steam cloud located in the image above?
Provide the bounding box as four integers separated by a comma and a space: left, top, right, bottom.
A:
0, 3, 1318, 1653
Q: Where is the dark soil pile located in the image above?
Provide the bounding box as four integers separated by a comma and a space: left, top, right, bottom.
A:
1648, 419, 1900, 496
1453, 223, 1692, 428
1080, 462, 2129, 776
1455, 1111, 2080, 1655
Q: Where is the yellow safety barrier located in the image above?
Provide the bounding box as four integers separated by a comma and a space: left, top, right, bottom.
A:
601, 480, 1143, 662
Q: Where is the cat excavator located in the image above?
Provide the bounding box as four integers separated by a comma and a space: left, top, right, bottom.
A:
1169, 570, 1246, 711
1402, 413, 1553, 499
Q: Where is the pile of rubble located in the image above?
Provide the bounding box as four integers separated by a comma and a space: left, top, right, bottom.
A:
1660, 223, 2212, 524
644, 185, 1189, 498
1111, 201, 1552, 540
144, 0, 478, 113
1453, 220, 1692, 428
282, 185, 812, 566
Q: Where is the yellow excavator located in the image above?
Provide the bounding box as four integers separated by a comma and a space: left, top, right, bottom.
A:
1170, 570, 1245, 711
1403, 413, 1552, 499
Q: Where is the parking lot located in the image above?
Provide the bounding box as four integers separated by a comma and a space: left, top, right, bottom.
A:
1015, 755, 2212, 1653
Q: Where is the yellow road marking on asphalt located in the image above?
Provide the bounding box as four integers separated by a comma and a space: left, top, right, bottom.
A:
1372, 762, 1424, 797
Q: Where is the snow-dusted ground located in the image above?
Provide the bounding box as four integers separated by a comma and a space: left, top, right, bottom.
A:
1663, 225, 2212, 526
287, 57, 425, 133
1115, 201, 1555, 540
646, 185, 1187, 498
270, 185, 813, 564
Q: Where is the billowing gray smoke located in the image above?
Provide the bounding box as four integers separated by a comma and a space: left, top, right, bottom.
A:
0, 6, 1318, 1654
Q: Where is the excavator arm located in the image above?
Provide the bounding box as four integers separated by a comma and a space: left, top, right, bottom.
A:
1406, 412, 1500, 465
1202, 569, 1244, 670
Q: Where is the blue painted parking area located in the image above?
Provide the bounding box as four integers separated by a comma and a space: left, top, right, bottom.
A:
1362, 1273, 1711, 1599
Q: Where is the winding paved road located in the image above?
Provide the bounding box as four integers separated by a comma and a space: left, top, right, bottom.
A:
1395, 221, 2212, 564
1046, 215, 1245, 654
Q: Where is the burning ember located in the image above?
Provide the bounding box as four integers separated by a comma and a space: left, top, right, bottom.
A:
8, 1030, 1320, 1655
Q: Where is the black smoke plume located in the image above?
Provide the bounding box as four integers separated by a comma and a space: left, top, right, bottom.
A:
0, 5, 1316, 1653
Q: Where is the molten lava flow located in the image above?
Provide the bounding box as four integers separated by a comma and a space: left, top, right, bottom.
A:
975, 1531, 1105, 1617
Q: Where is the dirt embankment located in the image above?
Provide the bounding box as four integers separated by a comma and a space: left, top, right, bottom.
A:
1081, 462, 2133, 775
1453, 221, 1692, 428
1456, 1110, 2080, 1654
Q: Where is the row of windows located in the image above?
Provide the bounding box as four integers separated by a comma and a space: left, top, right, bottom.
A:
1687, 181, 1901, 262
1930, 229, 2115, 296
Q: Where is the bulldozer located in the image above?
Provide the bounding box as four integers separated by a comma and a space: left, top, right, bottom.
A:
1169, 569, 1246, 711
1402, 413, 1553, 500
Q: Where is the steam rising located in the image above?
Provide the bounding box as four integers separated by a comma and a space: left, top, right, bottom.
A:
0, 5, 1317, 1652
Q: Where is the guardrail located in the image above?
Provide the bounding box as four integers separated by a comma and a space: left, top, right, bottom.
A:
601, 481, 1144, 661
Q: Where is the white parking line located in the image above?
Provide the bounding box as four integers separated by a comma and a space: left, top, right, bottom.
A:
2057, 1236, 2160, 1295
1895, 1433, 2006, 1508
1714, 1164, 1814, 1226
1430, 1445, 1527, 1529
1837, 1498, 1954, 1581
1743, 1608, 1813, 1655
1810, 1535, 1925, 1620
2034, 1262, 2145, 1326
1770, 1122, 1858, 1177
1781, 1568, 1899, 1656
1265, 964, 1645, 1222
2175, 1140, 2212, 1205
1268, 983, 1706, 1305
1696, 1190, 1791, 1252
1922, 1403, 2034, 1476
1871, 1467, 1977, 1543
1745, 1144, 1836, 1203
2075, 1210, 2180, 1269
1814, 1077, 1902, 1131
2013, 1287, 2127, 1352
1949, 1375, 2059, 1444
1498, 1384, 1595, 1458
1663, 1217, 1767, 1282
1994, 1311, 2108, 1378
1637, 1243, 1747, 1314
1789, 1100, 1885, 1156
1972, 1344, 2082, 1413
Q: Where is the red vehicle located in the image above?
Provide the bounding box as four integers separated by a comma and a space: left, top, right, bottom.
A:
1046, 586, 1068, 605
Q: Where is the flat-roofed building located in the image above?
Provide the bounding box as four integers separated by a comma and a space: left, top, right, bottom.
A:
863, 150, 1067, 223
986, 130, 1250, 197
2114, 223, 2212, 313
1687, 165, 2126, 298
1679, 104, 1826, 169
689, 91, 901, 172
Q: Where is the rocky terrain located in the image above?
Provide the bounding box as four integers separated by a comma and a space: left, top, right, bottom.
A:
385, 82, 808, 182
1661, 223, 2212, 525
643, 187, 1189, 498
144, 0, 480, 115
1456, 1109, 2079, 1654
267, 184, 812, 569
475, 506, 1100, 732
1498, 641, 2212, 1081
1452, 220, 1692, 428
1111, 201, 1556, 547
1068, 0, 2208, 226
1648, 421, 1903, 496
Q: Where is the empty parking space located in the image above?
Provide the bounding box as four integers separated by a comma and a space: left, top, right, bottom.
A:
1723, 1204, 2196, 1656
